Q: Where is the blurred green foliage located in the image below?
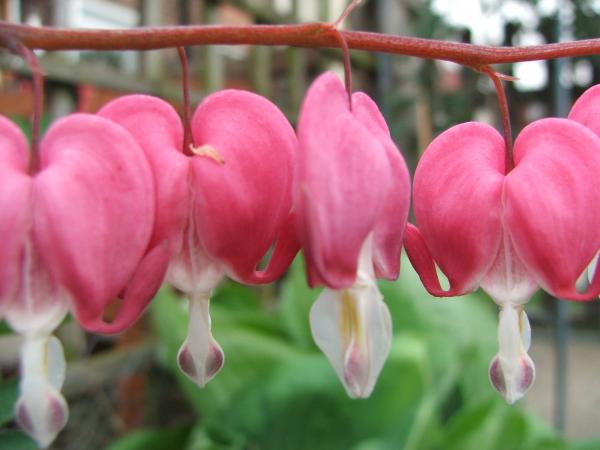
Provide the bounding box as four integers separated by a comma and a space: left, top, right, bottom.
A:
0, 256, 597, 449
135, 256, 598, 450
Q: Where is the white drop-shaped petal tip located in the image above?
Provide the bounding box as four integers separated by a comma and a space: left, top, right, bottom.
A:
177, 292, 224, 388
16, 335, 69, 448
177, 337, 224, 387
489, 306, 536, 404
310, 281, 392, 399
488, 352, 536, 404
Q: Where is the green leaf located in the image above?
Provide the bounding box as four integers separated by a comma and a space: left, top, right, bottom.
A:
214, 333, 437, 450
104, 427, 191, 450
572, 439, 600, 450
0, 378, 18, 427
150, 286, 304, 420
184, 425, 246, 450
380, 255, 502, 405
0, 431, 36, 450
278, 257, 319, 350
441, 398, 568, 450
443, 399, 507, 450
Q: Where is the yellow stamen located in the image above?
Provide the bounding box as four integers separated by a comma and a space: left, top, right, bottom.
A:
190, 144, 225, 164
339, 290, 361, 346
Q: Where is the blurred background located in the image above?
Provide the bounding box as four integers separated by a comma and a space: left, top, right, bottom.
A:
1, 1, 600, 449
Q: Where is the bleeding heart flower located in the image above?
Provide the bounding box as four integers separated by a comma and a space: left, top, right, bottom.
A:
295, 72, 411, 398
405, 85, 600, 403
0, 114, 154, 447
99, 90, 298, 388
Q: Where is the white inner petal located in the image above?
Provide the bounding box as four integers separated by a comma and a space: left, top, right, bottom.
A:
309, 236, 392, 398
489, 305, 536, 404
5, 238, 69, 335
520, 310, 531, 352
17, 334, 69, 448
177, 292, 224, 388
167, 209, 224, 294
435, 262, 451, 292
586, 249, 599, 286
481, 230, 537, 306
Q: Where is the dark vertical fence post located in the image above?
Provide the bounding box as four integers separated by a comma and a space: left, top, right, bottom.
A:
552, 0, 572, 433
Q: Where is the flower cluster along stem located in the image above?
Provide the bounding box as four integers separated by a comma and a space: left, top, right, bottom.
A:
1, 21, 600, 65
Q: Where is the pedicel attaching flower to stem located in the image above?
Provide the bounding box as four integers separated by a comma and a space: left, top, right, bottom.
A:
405, 83, 600, 404
295, 72, 410, 398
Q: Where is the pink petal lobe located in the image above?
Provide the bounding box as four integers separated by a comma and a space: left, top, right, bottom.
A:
77, 242, 170, 333
0, 115, 29, 169
568, 84, 600, 137
0, 117, 31, 312
97, 95, 190, 249
190, 89, 296, 283
412, 122, 505, 294
296, 72, 392, 289
243, 211, 301, 284
351, 92, 411, 280
505, 118, 600, 300
404, 224, 460, 296
33, 114, 155, 331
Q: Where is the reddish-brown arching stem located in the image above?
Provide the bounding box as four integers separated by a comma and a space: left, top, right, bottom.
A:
176, 46, 194, 156
1, 22, 600, 65
480, 66, 514, 172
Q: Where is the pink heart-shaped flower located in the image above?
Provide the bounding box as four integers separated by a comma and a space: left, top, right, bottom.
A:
0, 113, 155, 447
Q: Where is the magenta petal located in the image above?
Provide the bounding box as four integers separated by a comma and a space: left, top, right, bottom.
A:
98, 94, 190, 249
78, 242, 170, 333
296, 72, 392, 288
413, 122, 505, 294
190, 89, 296, 283
0, 115, 29, 169
568, 84, 600, 138
351, 92, 411, 280
404, 224, 459, 296
0, 117, 31, 312
243, 211, 301, 284
505, 118, 600, 300
33, 114, 155, 330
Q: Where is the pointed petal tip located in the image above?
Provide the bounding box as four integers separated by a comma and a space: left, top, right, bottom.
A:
342, 343, 375, 399
177, 338, 224, 388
